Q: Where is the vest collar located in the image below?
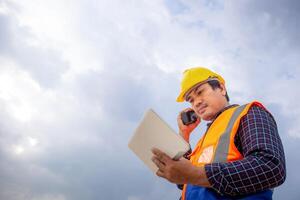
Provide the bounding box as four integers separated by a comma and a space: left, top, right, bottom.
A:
206, 104, 239, 128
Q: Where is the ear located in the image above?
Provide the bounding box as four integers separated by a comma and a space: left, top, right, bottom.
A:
220, 83, 227, 96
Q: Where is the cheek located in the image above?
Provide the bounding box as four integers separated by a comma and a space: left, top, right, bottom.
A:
205, 95, 221, 110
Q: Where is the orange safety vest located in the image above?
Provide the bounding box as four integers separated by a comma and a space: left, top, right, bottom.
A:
181, 101, 267, 200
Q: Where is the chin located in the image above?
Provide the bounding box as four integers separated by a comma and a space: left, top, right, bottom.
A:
201, 114, 214, 121
202, 117, 213, 121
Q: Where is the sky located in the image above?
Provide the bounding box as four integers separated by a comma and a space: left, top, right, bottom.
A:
0, 0, 299, 199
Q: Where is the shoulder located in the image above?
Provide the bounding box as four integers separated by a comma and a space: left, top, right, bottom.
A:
241, 103, 277, 128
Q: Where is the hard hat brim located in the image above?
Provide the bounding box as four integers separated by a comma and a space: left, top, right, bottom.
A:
176, 77, 223, 102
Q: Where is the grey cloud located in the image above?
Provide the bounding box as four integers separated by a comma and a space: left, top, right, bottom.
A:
164, 0, 189, 15
1, 0, 300, 200
275, 137, 300, 200
236, 0, 300, 47
220, 0, 300, 57
0, 60, 182, 200
12, 47, 69, 89
0, 103, 68, 199
0, 14, 13, 53
0, 13, 69, 88
42, 50, 183, 199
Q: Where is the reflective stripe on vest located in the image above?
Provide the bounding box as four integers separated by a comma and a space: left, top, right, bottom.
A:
213, 104, 247, 163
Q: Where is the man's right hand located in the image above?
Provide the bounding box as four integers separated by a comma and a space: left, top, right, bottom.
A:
177, 108, 201, 142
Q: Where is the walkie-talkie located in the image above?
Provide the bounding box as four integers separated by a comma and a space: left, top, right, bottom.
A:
181, 110, 198, 125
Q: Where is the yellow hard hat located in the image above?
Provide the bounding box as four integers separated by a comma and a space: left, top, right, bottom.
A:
176, 67, 225, 102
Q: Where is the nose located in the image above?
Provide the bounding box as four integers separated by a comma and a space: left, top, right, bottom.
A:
193, 98, 202, 109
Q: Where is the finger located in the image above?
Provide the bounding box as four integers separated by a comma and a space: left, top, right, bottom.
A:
177, 114, 185, 126
182, 107, 193, 113
187, 117, 201, 128
152, 148, 171, 163
151, 157, 165, 170
195, 117, 201, 124
151, 148, 165, 157
156, 169, 166, 178
178, 156, 189, 162
159, 153, 172, 164
151, 147, 161, 154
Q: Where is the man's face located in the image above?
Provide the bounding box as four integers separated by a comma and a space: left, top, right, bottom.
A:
185, 82, 228, 121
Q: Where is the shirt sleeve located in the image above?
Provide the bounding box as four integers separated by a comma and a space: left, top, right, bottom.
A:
204, 105, 286, 196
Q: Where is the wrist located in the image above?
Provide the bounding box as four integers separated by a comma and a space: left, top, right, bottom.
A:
182, 134, 190, 142
179, 130, 190, 142
189, 165, 210, 187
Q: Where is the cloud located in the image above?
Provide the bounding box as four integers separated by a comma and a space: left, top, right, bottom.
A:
0, 15, 68, 88
0, 0, 299, 200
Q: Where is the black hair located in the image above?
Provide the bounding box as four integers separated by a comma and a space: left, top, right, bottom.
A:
207, 80, 230, 102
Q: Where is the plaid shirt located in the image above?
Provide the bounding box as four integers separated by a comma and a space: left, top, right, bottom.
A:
204, 104, 286, 196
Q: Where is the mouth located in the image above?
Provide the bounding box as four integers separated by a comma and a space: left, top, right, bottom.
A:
197, 105, 207, 115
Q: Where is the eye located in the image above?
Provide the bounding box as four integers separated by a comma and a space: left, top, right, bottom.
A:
188, 99, 194, 104
197, 90, 202, 95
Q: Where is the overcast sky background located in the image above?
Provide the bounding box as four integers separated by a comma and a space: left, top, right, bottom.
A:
0, 0, 299, 200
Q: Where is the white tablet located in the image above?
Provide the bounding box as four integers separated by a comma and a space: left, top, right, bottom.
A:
128, 109, 190, 173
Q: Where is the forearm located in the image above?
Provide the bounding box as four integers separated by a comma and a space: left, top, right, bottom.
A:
205, 152, 286, 196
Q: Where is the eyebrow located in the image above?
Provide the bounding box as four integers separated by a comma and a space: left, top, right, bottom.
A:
195, 85, 203, 93
186, 95, 191, 102
185, 84, 203, 102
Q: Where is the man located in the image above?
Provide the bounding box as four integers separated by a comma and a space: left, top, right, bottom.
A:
151, 67, 286, 199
